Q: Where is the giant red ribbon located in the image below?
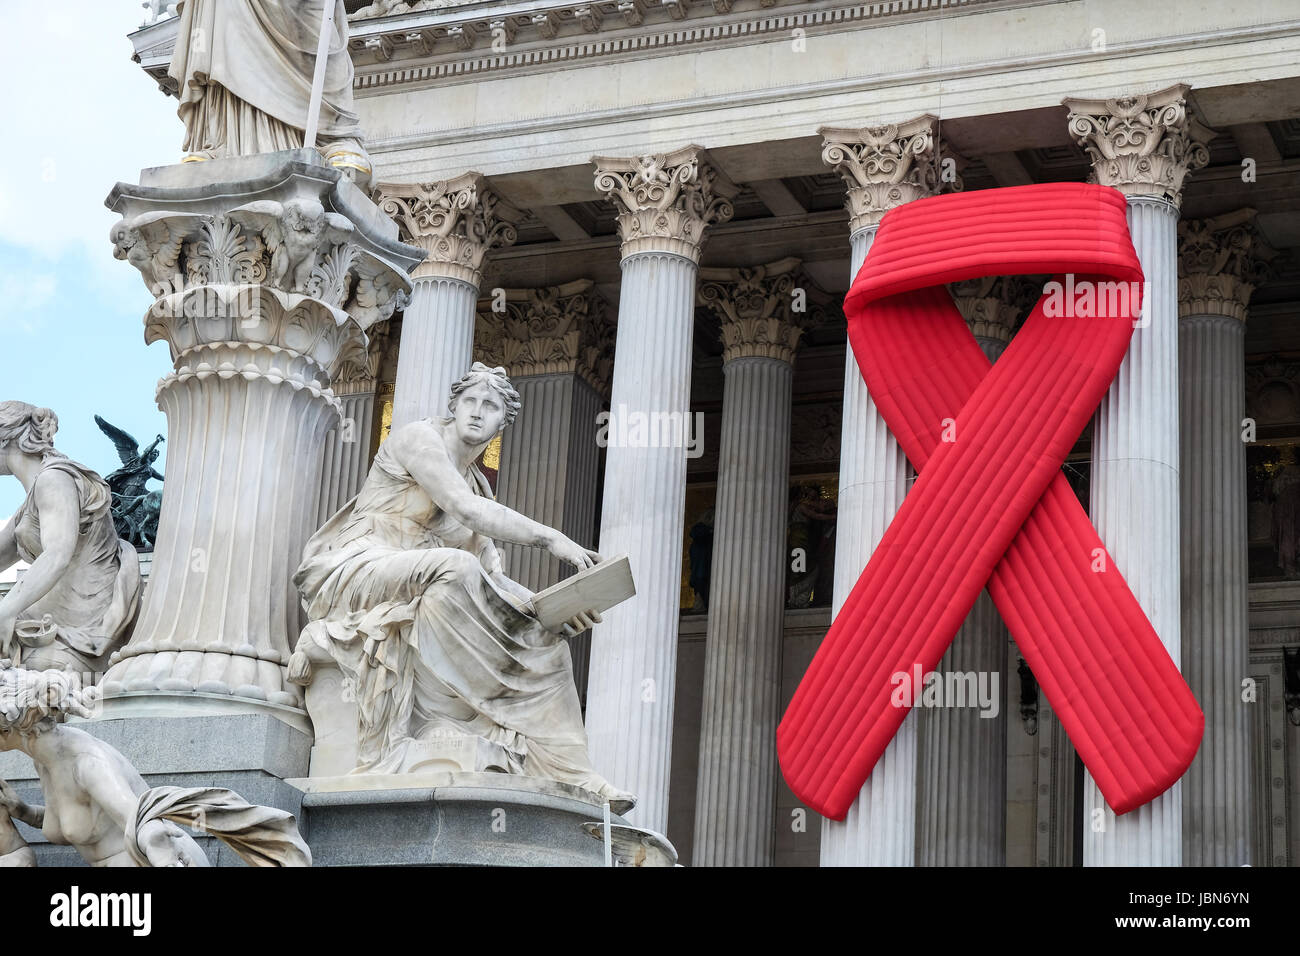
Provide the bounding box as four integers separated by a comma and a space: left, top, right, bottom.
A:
777, 183, 1203, 821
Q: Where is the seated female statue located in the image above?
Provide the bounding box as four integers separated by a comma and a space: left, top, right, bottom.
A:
0, 402, 140, 678
291, 363, 635, 812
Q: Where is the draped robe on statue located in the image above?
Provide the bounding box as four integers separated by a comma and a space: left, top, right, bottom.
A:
169, 0, 364, 159
292, 423, 606, 790
8, 456, 141, 676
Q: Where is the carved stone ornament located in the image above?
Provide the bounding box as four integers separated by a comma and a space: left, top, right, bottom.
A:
1177, 208, 1275, 322
947, 275, 1036, 347
1064, 83, 1215, 208
592, 145, 738, 261
375, 173, 521, 286
476, 280, 616, 395
696, 257, 808, 364
819, 114, 957, 232
98, 149, 424, 711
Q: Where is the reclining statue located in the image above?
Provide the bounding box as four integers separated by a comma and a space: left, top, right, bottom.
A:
290, 363, 635, 813
0, 664, 311, 866
0, 402, 140, 679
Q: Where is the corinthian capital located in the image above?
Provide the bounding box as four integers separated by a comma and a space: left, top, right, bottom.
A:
819, 114, 956, 233
1177, 208, 1275, 321
376, 173, 520, 286
592, 145, 738, 262
696, 257, 808, 364
477, 280, 616, 395
1064, 84, 1216, 207
948, 275, 1036, 352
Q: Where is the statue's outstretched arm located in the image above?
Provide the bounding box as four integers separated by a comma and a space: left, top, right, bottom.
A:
392, 426, 596, 571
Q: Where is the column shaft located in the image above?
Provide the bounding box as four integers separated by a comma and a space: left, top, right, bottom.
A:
693, 356, 794, 866
317, 385, 377, 525
496, 373, 604, 703
819, 227, 917, 866
497, 373, 603, 591
585, 251, 698, 834
1083, 197, 1183, 865
391, 277, 477, 430
1180, 313, 1252, 865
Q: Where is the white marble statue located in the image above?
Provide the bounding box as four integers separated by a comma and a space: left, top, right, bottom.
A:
168, 0, 372, 180
0, 402, 140, 679
0, 665, 311, 866
290, 363, 635, 812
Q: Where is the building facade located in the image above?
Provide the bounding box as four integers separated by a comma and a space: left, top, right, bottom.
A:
123, 0, 1300, 865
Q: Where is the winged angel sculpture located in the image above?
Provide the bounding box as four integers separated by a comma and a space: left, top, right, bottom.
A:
93, 417, 164, 551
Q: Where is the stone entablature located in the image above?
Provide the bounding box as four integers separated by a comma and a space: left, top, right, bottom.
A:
128, 0, 1023, 92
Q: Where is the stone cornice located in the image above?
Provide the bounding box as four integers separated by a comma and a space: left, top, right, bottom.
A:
1177, 208, 1275, 322
474, 279, 616, 394
128, 0, 1024, 93
819, 114, 958, 232
592, 145, 738, 261
696, 257, 807, 364
374, 172, 521, 285
1064, 83, 1216, 208
345, 0, 1018, 88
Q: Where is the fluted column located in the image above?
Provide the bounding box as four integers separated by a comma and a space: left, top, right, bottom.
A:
816, 117, 948, 866
1178, 209, 1271, 866
917, 278, 1019, 865
692, 259, 805, 865
100, 151, 421, 712
1065, 83, 1214, 866
585, 146, 737, 834
377, 174, 519, 430
317, 322, 389, 525
482, 281, 614, 590
481, 282, 615, 702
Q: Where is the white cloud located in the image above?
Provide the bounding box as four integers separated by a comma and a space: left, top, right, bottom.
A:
0, 3, 182, 259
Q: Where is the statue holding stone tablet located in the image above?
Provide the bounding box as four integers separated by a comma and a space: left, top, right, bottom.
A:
290, 363, 637, 812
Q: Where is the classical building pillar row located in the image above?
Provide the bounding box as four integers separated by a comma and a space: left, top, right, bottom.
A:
317, 322, 390, 526
916, 278, 1022, 866
584, 146, 737, 835
1065, 83, 1215, 867
1178, 209, 1272, 866
479, 281, 616, 703
377, 173, 519, 430
816, 116, 949, 867
100, 155, 421, 712
692, 258, 806, 866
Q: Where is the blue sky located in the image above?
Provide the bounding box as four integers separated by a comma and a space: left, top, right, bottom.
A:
0, 3, 182, 518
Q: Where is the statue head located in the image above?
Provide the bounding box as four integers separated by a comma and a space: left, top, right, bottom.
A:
0, 664, 96, 740
446, 363, 521, 445
0, 401, 58, 472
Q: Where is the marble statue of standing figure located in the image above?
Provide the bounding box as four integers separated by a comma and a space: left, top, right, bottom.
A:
290, 363, 635, 812
0, 402, 141, 679
0, 665, 311, 866
168, 0, 373, 182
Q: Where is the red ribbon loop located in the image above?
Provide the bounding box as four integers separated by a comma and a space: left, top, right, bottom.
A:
778, 183, 1203, 821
